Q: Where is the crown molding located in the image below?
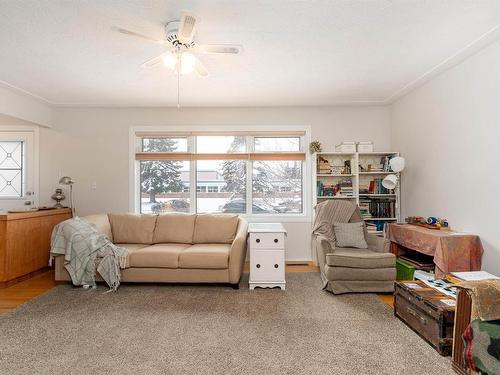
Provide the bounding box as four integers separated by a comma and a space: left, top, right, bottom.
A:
0, 80, 55, 106
384, 22, 500, 104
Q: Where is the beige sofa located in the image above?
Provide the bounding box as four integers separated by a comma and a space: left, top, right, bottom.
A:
54, 213, 248, 288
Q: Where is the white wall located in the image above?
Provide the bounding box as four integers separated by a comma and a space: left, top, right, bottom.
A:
0, 85, 53, 127
40, 105, 391, 260
391, 38, 500, 274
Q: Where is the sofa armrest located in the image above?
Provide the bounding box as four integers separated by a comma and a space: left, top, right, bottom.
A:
228, 218, 249, 284
366, 234, 390, 253
314, 235, 336, 275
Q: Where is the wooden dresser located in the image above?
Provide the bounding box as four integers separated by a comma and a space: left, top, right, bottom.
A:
0, 208, 72, 287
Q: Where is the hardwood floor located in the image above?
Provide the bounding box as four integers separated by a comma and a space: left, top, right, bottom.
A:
0, 270, 56, 314
0, 263, 393, 315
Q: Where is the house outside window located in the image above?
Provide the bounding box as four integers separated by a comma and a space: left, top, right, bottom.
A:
133, 129, 308, 217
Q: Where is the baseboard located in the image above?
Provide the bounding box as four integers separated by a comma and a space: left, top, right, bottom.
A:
0, 267, 51, 289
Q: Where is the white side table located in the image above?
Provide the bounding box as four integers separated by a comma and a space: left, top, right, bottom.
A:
248, 223, 286, 290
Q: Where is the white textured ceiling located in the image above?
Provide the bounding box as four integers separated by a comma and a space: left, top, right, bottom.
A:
1, 0, 500, 107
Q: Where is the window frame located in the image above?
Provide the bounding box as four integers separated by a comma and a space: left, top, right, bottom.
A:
130, 126, 311, 222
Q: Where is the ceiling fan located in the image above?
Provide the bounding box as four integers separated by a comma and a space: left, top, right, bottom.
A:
113, 11, 243, 78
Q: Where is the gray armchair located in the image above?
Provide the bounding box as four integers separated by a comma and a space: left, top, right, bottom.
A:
312, 205, 396, 294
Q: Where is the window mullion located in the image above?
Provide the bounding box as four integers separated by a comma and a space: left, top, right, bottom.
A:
189, 135, 197, 214
246, 136, 253, 215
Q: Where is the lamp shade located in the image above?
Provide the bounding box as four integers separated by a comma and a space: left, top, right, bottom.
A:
389, 157, 405, 173
382, 174, 398, 190
59, 176, 74, 185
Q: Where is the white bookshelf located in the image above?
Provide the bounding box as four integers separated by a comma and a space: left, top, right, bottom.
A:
313, 151, 401, 235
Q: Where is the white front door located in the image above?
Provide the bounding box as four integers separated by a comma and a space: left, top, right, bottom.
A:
0, 131, 37, 212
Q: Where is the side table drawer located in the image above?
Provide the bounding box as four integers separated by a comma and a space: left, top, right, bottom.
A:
249, 233, 285, 249
250, 249, 285, 282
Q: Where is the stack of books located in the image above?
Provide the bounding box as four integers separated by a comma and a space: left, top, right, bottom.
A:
339, 179, 353, 197
365, 222, 378, 233
359, 183, 370, 194
364, 220, 387, 232
359, 199, 372, 219
368, 164, 384, 172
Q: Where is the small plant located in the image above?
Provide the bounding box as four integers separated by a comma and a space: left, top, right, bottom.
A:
309, 140, 322, 154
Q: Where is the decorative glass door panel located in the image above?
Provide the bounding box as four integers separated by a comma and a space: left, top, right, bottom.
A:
0, 131, 35, 211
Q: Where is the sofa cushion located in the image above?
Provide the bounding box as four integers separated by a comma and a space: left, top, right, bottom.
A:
333, 222, 368, 249
153, 213, 196, 244
82, 214, 113, 241
114, 243, 151, 268
129, 244, 190, 269
326, 248, 395, 269
179, 244, 231, 269
192, 214, 239, 244
108, 213, 157, 244
324, 265, 396, 281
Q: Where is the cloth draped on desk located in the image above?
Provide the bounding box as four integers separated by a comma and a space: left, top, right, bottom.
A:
387, 224, 483, 278
458, 280, 500, 322
50, 217, 127, 291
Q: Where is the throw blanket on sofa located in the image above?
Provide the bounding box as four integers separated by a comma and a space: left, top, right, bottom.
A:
50, 217, 127, 291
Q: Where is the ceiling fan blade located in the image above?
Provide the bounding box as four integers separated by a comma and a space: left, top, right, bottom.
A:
112, 26, 165, 45
195, 44, 243, 55
193, 56, 209, 77
141, 52, 171, 68
177, 12, 198, 44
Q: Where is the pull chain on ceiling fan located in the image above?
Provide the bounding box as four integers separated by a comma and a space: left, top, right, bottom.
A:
113, 11, 243, 107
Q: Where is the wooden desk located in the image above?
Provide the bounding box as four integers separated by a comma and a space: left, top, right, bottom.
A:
387, 224, 483, 278
0, 208, 72, 287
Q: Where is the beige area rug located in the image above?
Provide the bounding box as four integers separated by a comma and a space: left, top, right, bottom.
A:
0, 273, 452, 375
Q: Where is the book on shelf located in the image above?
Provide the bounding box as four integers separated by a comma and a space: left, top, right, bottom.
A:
317, 179, 353, 197
317, 157, 352, 175
382, 155, 395, 172
359, 155, 396, 173
359, 198, 395, 218
365, 220, 387, 232
366, 178, 393, 194
359, 200, 372, 219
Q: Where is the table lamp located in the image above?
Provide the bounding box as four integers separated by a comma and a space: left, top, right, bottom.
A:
59, 176, 75, 216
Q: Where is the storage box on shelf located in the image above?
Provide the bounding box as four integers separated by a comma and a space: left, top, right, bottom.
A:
357, 141, 374, 153
335, 142, 356, 153
313, 151, 401, 236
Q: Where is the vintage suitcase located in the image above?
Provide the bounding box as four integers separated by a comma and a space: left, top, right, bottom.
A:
394, 281, 456, 356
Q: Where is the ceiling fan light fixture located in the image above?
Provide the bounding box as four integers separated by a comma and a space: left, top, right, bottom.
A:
179, 52, 196, 75
162, 52, 177, 69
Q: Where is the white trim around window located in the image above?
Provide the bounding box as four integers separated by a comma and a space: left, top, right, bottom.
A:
129, 125, 311, 223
